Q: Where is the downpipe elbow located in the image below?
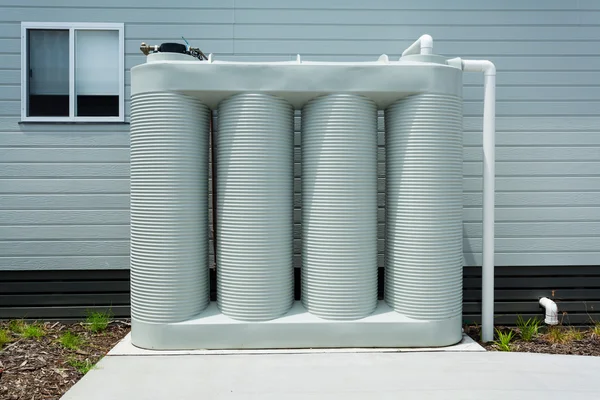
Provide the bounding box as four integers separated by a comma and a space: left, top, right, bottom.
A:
539, 297, 559, 325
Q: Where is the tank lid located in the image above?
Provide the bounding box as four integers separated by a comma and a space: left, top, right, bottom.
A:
140, 41, 208, 61
158, 42, 187, 54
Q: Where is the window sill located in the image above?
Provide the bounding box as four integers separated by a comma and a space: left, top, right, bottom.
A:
19, 120, 130, 125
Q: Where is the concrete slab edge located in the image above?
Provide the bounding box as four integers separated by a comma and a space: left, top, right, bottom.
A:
108, 333, 485, 356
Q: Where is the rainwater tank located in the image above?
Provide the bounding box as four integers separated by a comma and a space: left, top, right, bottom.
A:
129, 45, 475, 350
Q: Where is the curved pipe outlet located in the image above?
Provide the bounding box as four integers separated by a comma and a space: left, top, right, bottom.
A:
462, 59, 496, 343
402, 34, 433, 56
539, 297, 559, 325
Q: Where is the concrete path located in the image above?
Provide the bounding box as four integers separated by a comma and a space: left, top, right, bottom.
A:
61, 339, 600, 399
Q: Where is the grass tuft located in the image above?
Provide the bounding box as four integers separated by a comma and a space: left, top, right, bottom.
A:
566, 327, 584, 341
8, 320, 26, 334
85, 310, 112, 333
516, 315, 541, 342
0, 329, 12, 347
59, 331, 84, 350
21, 322, 45, 339
546, 326, 568, 344
592, 322, 600, 339
494, 328, 515, 351
67, 358, 96, 375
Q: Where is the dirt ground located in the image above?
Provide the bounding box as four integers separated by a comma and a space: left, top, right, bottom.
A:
0, 320, 130, 400
465, 325, 600, 356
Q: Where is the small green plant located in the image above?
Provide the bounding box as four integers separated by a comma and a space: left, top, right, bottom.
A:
592, 322, 600, 338
566, 327, 584, 341
67, 358, 96, 375
546, 326, 568, 344
8, 320, 25, 334
59, 331, 84, 350
516, 315, 541, 341
0, 329, 12, 347
85, 310, 112, 333
494, 328, 515, 352
22, 322, 45, 339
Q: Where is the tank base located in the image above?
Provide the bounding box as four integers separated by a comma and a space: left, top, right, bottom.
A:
132, 301, 462, 350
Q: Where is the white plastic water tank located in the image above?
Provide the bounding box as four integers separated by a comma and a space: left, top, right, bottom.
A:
129, 47, 480, 350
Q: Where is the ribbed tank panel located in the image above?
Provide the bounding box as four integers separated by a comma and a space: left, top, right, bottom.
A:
130, 92, 210, 323
301, 94, 378, 320
216, 93, 294, 321
384, 93, 463, 320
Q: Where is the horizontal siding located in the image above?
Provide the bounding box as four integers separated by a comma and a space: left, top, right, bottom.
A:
0, 211, 129, 224
462, 266, 600, 325
0, 8, 234, 24
0, 194, 129, 209
0, 241, 129, 257
0, 1, 599, 272
0, 225, 128, 240
231, 0, 600, 11
2, 267, 599, 324
0, 257, 129, 270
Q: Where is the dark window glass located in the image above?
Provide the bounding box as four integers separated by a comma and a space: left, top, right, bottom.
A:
76, 95, 119, 117
28, 29, 69, 117
29, 95, 69, 117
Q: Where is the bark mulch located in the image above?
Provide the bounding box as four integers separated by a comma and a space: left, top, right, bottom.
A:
0, 320, 130, 400
465, 324, 600, 356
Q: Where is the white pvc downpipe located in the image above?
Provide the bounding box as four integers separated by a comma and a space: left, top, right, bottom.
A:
539, 297, 559, 325
402, 34, 433, 56
402, 35, 497, 342
461, 59, 496, 343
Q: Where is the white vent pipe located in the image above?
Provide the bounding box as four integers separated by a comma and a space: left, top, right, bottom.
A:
539, 297, 559, 325
402, 35, 497, 343
402, 34, 433, 56
461, 59, 496, 343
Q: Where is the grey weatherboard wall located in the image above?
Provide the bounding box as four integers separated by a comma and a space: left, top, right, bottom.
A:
0, 0, 599, 321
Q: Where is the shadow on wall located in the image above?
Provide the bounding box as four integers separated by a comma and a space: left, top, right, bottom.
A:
463, 224, 476, 266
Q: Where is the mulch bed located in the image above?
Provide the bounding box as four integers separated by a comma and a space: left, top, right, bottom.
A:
465, 325, 600, 356
0, 320, 130, 400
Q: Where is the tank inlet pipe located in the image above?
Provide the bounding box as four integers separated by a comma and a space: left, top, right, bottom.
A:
539, 297, 559, 325
461, 59, 496, 342
402, 34, 433, 56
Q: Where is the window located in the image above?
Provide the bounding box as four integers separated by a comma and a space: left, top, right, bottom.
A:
21, 22, 124, 122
